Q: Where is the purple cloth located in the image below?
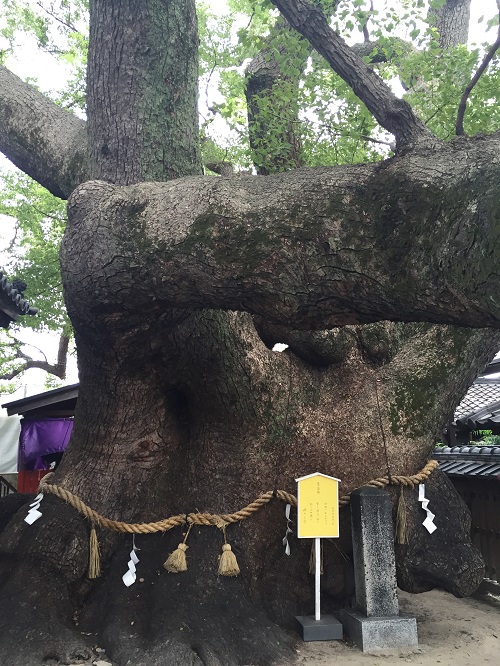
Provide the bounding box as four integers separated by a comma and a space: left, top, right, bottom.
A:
19, 419, 73, 471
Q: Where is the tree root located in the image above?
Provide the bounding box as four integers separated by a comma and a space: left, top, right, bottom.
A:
79, 530, 298, 666
0, 560, 94, 666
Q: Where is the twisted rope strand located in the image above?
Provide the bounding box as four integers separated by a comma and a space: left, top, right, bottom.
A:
38, 475, 186, 533
38, 460, 438, 533
338, 459, 438, 506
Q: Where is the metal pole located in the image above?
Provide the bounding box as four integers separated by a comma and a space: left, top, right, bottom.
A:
315, 537, 321, 621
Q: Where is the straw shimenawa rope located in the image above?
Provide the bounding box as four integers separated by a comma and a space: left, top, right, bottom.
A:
38, 460, 438, 534
38, 474, 186, 533
338, 459, 438, 507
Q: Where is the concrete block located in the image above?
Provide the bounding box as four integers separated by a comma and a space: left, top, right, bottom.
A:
340, 609, 418, 652
295, 615, 343, 641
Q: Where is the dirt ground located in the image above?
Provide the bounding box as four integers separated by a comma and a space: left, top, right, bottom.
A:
296, 588, 500, 666
79, 587, 500, 666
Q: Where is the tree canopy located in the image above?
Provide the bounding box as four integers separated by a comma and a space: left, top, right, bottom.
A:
0, 0, 499, 388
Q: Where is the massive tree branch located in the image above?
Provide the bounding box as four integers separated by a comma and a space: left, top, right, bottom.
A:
63, 134, 500, 331
0, 66, 88, 199
271, 0, 434, 151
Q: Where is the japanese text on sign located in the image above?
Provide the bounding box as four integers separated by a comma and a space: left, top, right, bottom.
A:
296, 473, 340, 539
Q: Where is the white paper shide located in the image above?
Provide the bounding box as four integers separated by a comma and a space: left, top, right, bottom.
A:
24, 492, 44, 525
418, 483, 437, 534
122, 536, 141, 587
282, 503, 292, 556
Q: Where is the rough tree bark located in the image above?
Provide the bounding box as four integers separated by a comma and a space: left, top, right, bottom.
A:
64, 139, 500, 330
0, 1, 498, 665
244, 0, 500, 606
0, 66, 87, 199
428, 0, 472, 49
272, 0, 435, 151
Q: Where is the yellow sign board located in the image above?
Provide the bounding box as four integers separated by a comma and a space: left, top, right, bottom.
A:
296, 473, 340, 539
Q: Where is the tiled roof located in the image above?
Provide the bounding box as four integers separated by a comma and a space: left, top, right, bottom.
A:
454, 378, 500, 421
433, 446, 500, 478
456, 401, 500, 431
0, 270, 38, 320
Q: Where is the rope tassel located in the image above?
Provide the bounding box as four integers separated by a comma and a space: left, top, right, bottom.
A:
395, 485, 408, 545
219, 543, 240, 576
164, 543, 188, 573
164, 526, 191, 573
218, 527, 239, 576
88, 523, 101, 579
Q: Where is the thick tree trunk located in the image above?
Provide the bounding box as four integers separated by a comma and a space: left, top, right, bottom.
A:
1, 310, 497, 664
87, 0, 201, 183
0, 1, 498, 665
246, 0, 495, 603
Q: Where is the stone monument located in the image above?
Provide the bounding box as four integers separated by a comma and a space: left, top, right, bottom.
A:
340, 486, 418, 651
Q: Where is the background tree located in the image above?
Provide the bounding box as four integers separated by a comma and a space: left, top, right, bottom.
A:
0, 172, 72, 387
0, 1, 499, 665
0, 0, 86, 389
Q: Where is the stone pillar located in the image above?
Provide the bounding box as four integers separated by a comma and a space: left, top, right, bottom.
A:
340, 486, 418, 652
350, 486, 399, 617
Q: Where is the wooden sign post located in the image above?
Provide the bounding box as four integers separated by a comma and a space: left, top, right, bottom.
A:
295, 472, 343, 641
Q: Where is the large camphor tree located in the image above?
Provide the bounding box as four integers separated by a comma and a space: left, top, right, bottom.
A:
0, 0, 500, 664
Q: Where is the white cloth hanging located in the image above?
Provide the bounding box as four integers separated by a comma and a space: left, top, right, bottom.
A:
0, 415, 22, 474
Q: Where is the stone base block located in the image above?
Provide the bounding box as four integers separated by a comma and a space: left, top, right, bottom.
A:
339, 609, 418, 652
295, 615, 343, 642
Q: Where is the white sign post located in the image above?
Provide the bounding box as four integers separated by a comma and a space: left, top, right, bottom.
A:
314, 537, 321, 621
294, 472, 343, 641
